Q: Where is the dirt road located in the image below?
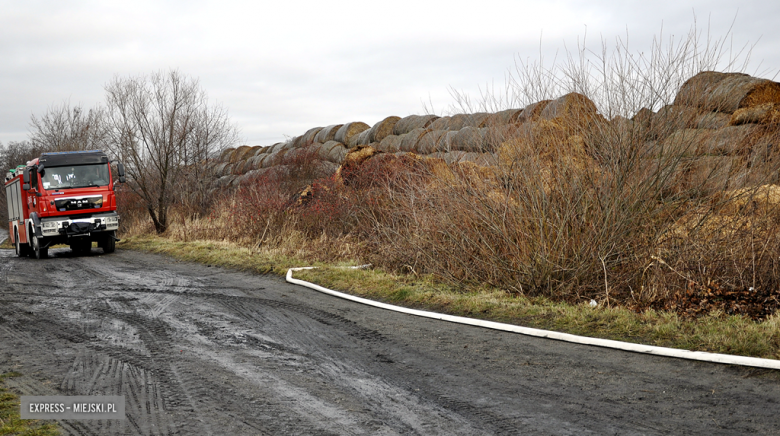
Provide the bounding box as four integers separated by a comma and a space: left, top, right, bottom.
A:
1, 247, 779, 435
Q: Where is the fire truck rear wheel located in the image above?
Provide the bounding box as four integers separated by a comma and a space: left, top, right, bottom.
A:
14, 229, 28, 258
32, 234, 48, 259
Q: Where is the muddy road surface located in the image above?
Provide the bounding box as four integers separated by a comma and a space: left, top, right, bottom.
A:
1, 247, 779, 435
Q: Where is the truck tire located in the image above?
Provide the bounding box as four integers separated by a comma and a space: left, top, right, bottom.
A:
14, 229, 29, 258
102, 232, 116, 254
32, 234, 48, 259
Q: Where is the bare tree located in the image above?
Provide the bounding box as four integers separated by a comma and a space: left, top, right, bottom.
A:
29, 102, 107, 151
1, 140, 45, 223
103, 70, 238, 234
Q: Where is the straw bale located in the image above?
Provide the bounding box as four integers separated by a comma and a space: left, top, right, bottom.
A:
631, 107, 654, 130
519, 100, 551, 122
660, 129, 708, 157
334, 122, 369, 145
699, 125, 766, 156
378, 134, 402, 153
729, 103, 780, 125
353, 129, 372, 146
695, 112, 730, 129
650, 105, 702, 139
448, 113, 489, 130
675, 71, 780, 113
219, 148, 236, 162
673, 71, 730, 107
450, 126, 486, 152
443, 151, 467, 164
392, 115, 439, 135
233, 145, 256, 163
327, 144, 348, 163
428, 116, 451, 131
483, 109, 523, 127
687, 156, 742, 193
317, 140, 342, 159
335, 145, 378, 185
251, 146, 267, 157
484, 125, 521, 152
368, 116, 401, 143
399, 128, 427, 152
315, 124, 343, 143
213, 162, 230, 177
436, 130, 458, 152
215, 175, 236, 188
300, 127, 324, 146
291, 136, 304, 149
417, 130, 448, 154
460, 152, 497, 166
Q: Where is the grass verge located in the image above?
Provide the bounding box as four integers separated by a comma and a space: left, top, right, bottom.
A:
119, 235, 780, 360
0, 372, 58, 436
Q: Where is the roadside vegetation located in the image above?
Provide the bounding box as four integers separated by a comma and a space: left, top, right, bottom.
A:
4, 23, 780, 360
0, 372, 58, 436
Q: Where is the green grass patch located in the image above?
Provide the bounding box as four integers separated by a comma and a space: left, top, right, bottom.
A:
120, 235, 780, 361
0, 238, 12, 250
0, 372, 59, 436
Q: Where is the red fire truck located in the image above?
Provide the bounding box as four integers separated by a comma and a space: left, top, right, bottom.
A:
4, 149, 125, 259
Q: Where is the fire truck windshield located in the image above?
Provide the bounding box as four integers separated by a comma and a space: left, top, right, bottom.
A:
41, 164, 110, 190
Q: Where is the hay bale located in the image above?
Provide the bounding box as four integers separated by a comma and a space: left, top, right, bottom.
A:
315, 124, 343, 143
443, 151, 467, 164
300, 127, 324, 146
448, 113, 489, 130
428, 116, 451, 131
291, 136, 304, 149
318, 140, 343, 159
729, 103, 780, 125
674, 71, 780, 113
687, 156, 742, 193
378, 134, 402, 153
699, 125, 766, 156
539, 93, 601, 131
393, 114, 439, 135
660, 129, 707, 157
437, 130, 458, 152
483, 109, 523, 127
368, 116, 401, 143
327, 144, 348, 163
334, 122, 370, 145
631, 107, 654, 129
484, 125, 521, 152
353, 128, 372, 146
460, 152, 497, 166
399, 128, 427, 152
520, 100, 552, 122
416, 130, 448, 154
650, 105, 702, 139
335, 145, 378, 185
673, 71, 731, 108
450, 126, 486, 152
695, 112, 730, 129
219, 147, 236, 162
215, 175, 236, 188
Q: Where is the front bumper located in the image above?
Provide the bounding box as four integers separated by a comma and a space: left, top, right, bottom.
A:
40, 212, 120, 237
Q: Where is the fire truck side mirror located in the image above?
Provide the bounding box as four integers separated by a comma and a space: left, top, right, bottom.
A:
22, 168, 30, 190
117, 162, 126, 183
37, 164, 45, 175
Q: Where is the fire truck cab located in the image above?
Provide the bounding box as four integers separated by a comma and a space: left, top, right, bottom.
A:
4, 150, 125, 259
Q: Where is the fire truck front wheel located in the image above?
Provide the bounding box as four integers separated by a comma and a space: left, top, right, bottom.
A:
31, 234, 48, 259
101, 232, 116, 254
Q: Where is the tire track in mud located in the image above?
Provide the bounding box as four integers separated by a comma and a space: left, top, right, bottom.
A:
3, 249, 780, 434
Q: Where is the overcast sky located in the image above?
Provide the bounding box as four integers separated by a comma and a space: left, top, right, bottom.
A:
1, 1, 778, 147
